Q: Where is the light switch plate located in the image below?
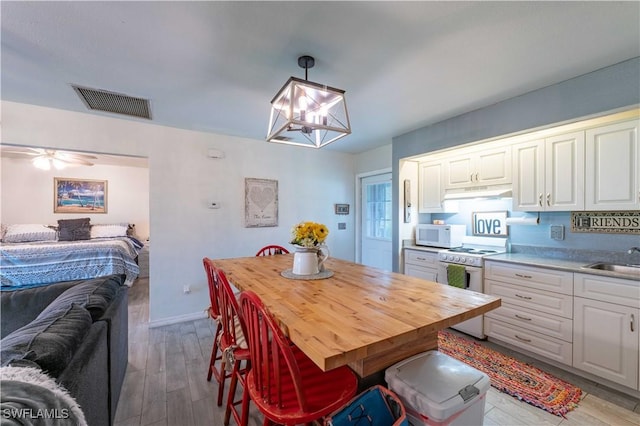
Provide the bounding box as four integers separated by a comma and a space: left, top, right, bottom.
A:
550, 224, 564, 240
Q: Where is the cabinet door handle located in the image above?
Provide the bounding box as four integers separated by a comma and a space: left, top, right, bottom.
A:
515, 273, 532, 279
475, 172, 479, 182
515, 334, 531, 343
416, 257, 426, 261
515, 293, 532, 300
546, 193, 551, 206
538, 193, 543, 207
632, 314, 635, 333
515, 314, 532, 321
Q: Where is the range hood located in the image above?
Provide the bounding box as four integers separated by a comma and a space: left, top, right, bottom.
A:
443, 185, 512, 201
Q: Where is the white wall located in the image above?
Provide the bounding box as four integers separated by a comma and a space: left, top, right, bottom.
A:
2, 101, 358, 323
1, 159, 150, 238
354, 144, 391, 174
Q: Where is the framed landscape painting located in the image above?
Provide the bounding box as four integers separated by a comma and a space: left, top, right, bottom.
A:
54, 177, 107, 213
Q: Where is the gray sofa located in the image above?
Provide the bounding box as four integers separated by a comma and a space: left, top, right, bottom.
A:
0, 275, 129, 426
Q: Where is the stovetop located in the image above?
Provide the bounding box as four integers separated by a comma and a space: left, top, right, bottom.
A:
446, 246, 501, 255
437, 237, 507, 267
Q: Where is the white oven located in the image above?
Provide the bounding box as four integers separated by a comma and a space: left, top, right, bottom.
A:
436, 262, 485, 338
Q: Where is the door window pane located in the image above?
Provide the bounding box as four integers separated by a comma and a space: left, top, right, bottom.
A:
365, 182, 392, 240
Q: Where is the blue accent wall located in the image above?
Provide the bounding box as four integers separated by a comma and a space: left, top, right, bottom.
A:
424, 199, 639, 253
392, 58, 640, 271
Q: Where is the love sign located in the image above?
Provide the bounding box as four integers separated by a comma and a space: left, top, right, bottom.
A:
472, 211, 508, 236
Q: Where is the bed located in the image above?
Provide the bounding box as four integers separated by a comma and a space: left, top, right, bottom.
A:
0, 223, 142, 290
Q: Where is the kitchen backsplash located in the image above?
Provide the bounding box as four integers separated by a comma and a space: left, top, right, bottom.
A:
420, 198, 639, 254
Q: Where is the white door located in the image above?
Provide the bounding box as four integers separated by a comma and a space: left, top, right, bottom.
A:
361, 173, 392, 270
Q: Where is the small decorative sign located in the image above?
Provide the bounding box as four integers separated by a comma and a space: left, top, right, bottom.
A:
335, 204, 350, 215
244, 178, 278, 227
571, 211, 640, 234
472, 211, 508, 237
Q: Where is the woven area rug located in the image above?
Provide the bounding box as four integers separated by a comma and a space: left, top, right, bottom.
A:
438, 330, 582, 417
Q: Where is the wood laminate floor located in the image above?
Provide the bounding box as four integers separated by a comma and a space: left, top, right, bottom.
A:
115, 278, 640, 426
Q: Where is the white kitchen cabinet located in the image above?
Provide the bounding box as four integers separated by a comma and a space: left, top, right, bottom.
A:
444, 145, 511, 189
403, 249, 439, 282
573, 273, 639, 390
512, 131, 585, 211
585, 119, 640, 210
484, 260, 574, 365
418, 160, 444, 213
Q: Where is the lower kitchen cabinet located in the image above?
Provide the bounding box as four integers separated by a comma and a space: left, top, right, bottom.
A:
573, 273, 640, 390
484, 261, 574, 366
403, 248, 439, 282
484, 317, 573, 364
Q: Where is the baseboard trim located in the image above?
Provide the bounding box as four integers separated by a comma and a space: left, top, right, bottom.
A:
149, 310, 208, 328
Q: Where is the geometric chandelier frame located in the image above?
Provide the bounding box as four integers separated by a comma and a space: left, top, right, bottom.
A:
266, 56, 351, 148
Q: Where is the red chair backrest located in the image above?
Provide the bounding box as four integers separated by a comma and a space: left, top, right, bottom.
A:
203, 258, 221, 319
255, 245, 290, 256
216, 269, 248, 349
240, 290, 307, 410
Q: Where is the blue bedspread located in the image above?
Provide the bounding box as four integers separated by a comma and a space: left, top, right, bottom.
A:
0, 238, 141, 289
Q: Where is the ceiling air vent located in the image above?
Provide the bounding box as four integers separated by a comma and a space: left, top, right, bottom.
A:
72, 85, 151, 119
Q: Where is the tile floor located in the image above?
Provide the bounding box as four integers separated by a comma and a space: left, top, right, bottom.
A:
115, 278, 640, 426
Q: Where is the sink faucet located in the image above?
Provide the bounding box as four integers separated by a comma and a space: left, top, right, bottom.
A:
629, 247, 640, 254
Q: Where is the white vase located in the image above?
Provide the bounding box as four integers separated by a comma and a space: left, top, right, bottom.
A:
292, 245, 330, 275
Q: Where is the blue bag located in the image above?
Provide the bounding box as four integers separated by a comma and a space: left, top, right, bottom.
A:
326, 385, 409, 426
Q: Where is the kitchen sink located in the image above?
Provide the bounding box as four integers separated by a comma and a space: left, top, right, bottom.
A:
582, 262, 640, 277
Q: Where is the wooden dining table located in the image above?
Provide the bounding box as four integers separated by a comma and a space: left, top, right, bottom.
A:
212, 254, 500, 377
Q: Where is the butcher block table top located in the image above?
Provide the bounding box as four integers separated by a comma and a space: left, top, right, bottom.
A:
212, 254, 500, 377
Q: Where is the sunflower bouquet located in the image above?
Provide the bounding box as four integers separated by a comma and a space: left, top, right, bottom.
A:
290, 221, 329, 248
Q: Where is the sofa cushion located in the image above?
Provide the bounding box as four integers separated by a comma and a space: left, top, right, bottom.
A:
37, 275, 124, 321
0, 304, 92, 377
57, 218, 91, 241
1, 279, 83, 339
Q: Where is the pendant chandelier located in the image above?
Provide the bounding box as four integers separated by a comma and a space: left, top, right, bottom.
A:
266, 55, 351, 148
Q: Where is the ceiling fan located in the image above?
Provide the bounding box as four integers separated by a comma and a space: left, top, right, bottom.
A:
1, 147, 97, 170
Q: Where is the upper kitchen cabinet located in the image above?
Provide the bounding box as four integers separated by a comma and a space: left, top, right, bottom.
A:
585, 119, 639, 210
512, 131, 585, 211
444, 145, 512, 189
418, 160, 445, 213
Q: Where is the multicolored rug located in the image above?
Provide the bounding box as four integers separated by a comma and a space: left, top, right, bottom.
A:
438, 330, 582, 417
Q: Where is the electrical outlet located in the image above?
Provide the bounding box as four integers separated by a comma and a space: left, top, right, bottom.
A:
183, 285, 191, 294
338, 222, 346, 230
550, 225, 564, 240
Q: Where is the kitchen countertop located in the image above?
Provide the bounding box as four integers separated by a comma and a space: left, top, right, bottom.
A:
403, 241, 639, 281
485, 252, 640, 281
403, 245, 442, 254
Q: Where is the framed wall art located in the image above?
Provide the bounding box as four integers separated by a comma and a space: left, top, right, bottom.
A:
245, 178, 278, 227
472, 211, 508, 237
54, 177, 107, 213
335, 203, 350, 215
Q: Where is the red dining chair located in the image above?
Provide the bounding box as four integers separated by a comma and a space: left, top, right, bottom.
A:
216, 268, 251, 426
239, 290, 358, 426
255, 245, 290, 256
203, 258, 223, 384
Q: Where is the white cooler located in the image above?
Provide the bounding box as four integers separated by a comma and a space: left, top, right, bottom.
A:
385, 351, 490, 426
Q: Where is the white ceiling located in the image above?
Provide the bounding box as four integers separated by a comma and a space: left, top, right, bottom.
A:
2, 1, 639, 154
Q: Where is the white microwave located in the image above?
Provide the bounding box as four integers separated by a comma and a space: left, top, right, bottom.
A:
415, 224, 466, 248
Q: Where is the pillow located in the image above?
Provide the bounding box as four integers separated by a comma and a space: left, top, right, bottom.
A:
90, 223, 128, 239
57, 218, 91, 241
2, 224, 57, 243
38, 275, 124, 321
0, 304, 92, 377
